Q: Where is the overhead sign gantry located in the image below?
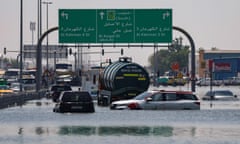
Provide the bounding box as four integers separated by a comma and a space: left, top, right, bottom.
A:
59, 9, 172, 43
37, 9, 196, 92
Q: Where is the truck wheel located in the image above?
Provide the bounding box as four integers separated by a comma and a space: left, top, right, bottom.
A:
102, 98, 108, 106
97, 97, 101, 106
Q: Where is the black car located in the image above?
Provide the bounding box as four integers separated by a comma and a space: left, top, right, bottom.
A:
53, 91, 95, 113
49, 84, 72, 102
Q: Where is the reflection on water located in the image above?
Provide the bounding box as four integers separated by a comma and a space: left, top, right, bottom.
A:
59, 126, 96, 136
1, 89, 240, 144
1, 126, 239, 144
59, 126, 174, 136
7, 125, 238, 139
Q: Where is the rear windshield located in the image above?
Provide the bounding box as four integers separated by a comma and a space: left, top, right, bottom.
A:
51, 85, 72, 91
214, 90, 233, 96
5, 71, 18, 76
206, 90, 233, 97
62, 92, 92, 102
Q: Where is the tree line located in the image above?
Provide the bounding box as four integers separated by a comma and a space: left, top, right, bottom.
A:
148, 37, 190, 76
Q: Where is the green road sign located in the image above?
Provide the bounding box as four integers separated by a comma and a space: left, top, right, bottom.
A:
59, 9, 172, 43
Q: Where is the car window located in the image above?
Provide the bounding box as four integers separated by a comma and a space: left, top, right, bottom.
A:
134, 91, 152, 100
151, 93, 164, 101
179, 94, 198, 100
165, 93, 177, 101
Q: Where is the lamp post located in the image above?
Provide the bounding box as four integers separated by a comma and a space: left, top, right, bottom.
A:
54, 50, 56, 84
20, 0, 23, 92
42, 1, 52, 87
42, 1, 52, 70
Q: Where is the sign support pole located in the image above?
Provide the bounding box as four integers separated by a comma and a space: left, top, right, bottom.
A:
173, 26, 196, 92
36, 26, 58, 92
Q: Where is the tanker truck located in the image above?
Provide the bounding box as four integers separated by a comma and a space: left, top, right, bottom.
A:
97, 57, 150, 106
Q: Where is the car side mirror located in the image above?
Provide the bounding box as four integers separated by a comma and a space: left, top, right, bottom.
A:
146, 97, 152, 102
234, 95, 237, 98
56, 99, 60, 103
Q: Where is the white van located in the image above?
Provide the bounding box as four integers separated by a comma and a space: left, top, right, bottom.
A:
3, 68, 20, 84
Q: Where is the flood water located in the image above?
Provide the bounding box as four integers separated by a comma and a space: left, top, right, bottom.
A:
1, 85, 240, 144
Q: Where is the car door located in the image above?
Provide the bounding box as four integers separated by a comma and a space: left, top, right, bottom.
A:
164, 93, 179, 110
142, 93, 165, 110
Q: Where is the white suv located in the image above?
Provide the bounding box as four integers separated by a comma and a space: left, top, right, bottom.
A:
110, 90, 200, 110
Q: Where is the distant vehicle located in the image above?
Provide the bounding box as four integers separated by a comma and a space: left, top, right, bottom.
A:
21, 75, 36, 91
3, 68, 20, 85
49, 84, 72, 102
167, 77, 187, 86
0, 78, 7, 85
53, 91, 95, 113
0, 69, 5, 78
56, 63, 72, 71
202, 90, 238, 101
69, 76, 81, 86
23, 69, 36, 77
196, 78, 222, 86
223, 77, 240, 86
0, 85, 13, 95
56, 74, 72, 85
10, 82, 21, 93
156, 76, 169, 86
55, 63, 73, 76
110, 90, 200, 110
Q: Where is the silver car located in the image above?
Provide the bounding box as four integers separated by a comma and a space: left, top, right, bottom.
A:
202, 90, 238, 101
110, 90, 200, 110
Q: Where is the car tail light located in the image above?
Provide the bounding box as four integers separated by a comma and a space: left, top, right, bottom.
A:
127, 103, 140, 110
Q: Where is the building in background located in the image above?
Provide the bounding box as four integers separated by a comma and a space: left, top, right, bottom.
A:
198, 49, 240, 79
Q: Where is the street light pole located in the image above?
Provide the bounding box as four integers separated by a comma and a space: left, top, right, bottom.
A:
42, 1, 52, 87
42, 1, 52, 71
20, 0, 23, 92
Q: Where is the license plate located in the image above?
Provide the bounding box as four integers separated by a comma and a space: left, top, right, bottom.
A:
71, 106, 83, 109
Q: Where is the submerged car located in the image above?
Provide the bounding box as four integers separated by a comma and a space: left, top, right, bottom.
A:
49, 84, 72, 102
110, 90, 200, 110
202, 90, 238, 101
196, 78, 222, 86
53, 91, 95, 113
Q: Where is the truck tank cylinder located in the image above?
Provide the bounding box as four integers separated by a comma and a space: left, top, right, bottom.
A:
101, 58, 150, 91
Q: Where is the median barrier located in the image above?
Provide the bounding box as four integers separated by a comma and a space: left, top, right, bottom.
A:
0, 90, 47, 109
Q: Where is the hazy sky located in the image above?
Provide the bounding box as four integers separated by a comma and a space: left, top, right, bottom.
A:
0, 0, 240, 66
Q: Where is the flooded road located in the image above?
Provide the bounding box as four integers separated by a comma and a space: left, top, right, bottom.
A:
1, 86, 240, 144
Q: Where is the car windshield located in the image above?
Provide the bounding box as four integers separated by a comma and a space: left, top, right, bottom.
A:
134, 91, 153, 100
22, 79, 36, 84
0, 85, 9, 90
